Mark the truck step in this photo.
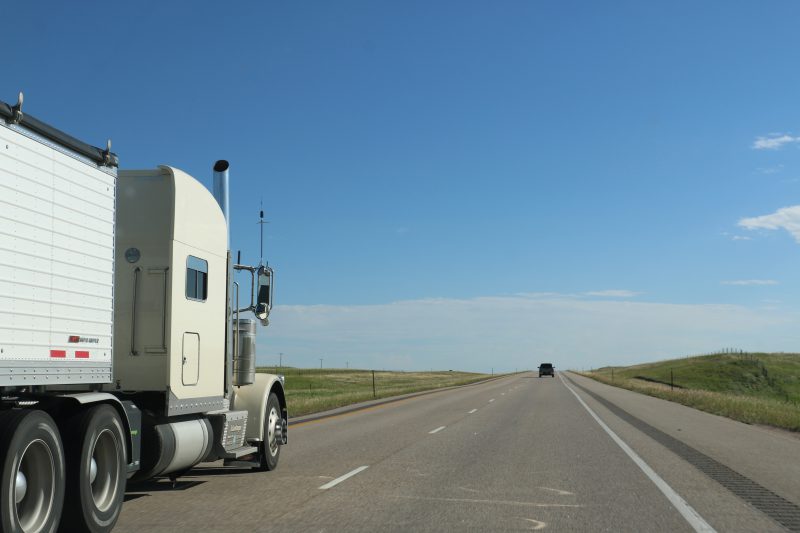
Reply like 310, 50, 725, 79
208, 410, 250, 455
223, 458, 260, 468
219, 445, 258, 459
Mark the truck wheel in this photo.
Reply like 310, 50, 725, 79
60, 405, 126, 533
0, 409, 65, 533
255, 393, 281, 471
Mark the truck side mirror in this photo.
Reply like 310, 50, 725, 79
255, 266, 273, 325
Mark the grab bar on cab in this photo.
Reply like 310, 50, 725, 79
131, 267, 141, 355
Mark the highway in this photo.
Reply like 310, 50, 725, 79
115, 372, 800, 532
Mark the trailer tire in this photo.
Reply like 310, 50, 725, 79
256, 393, 281, 471
0, 409, 65, 533
60, 405, 126, 533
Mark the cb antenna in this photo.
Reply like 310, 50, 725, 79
257, 199, 270, 266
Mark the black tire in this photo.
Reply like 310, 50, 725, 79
0, 409, 65, 533
255, 393, 281, 472
59, 405, 126, 533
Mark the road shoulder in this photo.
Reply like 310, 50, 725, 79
563, 372, 799, 532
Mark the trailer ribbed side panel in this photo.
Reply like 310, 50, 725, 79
0, 121, 115, 386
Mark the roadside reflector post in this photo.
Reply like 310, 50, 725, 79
670, 369, 674, 391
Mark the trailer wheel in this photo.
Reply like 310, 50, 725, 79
255, 393, 281, 471
0, 409, 65, 533
60, 405, 126, 533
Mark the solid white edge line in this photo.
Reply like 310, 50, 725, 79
319, 465, 369, 490
468, 409, 478, 414
558, 374, 716, 533
429, 425, 446, 434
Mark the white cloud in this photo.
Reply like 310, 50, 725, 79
752, 134, 800, 150
756, 164, 785, 174
514, 291, 575, 299
584, 289, 640, 298
738, 205, 800, 242
721, 279, 779, 286
721, 232, 751, 241
258, 294, 799, 373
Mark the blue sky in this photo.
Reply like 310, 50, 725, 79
5, 1, 800, 371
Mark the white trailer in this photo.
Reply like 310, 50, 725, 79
0, 93, 287, 533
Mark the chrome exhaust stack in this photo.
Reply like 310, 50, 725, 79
213, 160, 233, 396
212, 159, 230, 246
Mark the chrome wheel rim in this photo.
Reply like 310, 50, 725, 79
14, 439, 55, 533
14, 470, 27, 504
90, 429, 120, 512
266, 407, 279, 456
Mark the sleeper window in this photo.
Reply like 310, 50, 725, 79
186, 256, 208, 301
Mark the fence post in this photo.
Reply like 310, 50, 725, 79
670, 369, 674, 391
372, 370, 376, 398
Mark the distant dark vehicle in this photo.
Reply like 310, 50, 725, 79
538, 363, 555, 377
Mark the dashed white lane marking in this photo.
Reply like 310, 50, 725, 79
429, 426, 446, 434
468, 408, 478, 414
559, 374, 716, 533
522, 518, 547, 530
537, 486, 574, 496
319, 466, 369, 490
489, 398, 495, 403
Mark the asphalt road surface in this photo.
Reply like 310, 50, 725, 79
115, 372, 800, 532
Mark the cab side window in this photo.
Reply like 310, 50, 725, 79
186, 256, 208, 301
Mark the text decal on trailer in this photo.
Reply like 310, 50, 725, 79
68, 336, 100, 344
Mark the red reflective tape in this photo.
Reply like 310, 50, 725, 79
50, 350, 66, 358
75, 351, 90, 359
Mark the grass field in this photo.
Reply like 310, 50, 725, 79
580, 353, 800, 431
257, 367, 494, 417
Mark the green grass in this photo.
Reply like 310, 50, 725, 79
580, 353, 800, 431
257, 367, 494, 417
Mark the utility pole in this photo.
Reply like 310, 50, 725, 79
346, 361, 349, 369
320, 358, 323, 369
279, 352, 283, 368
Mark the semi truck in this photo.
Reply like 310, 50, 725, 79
0, 92, 288, 533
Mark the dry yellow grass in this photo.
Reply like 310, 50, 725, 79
258, 368, 494, 417
582, 372, 800, 431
